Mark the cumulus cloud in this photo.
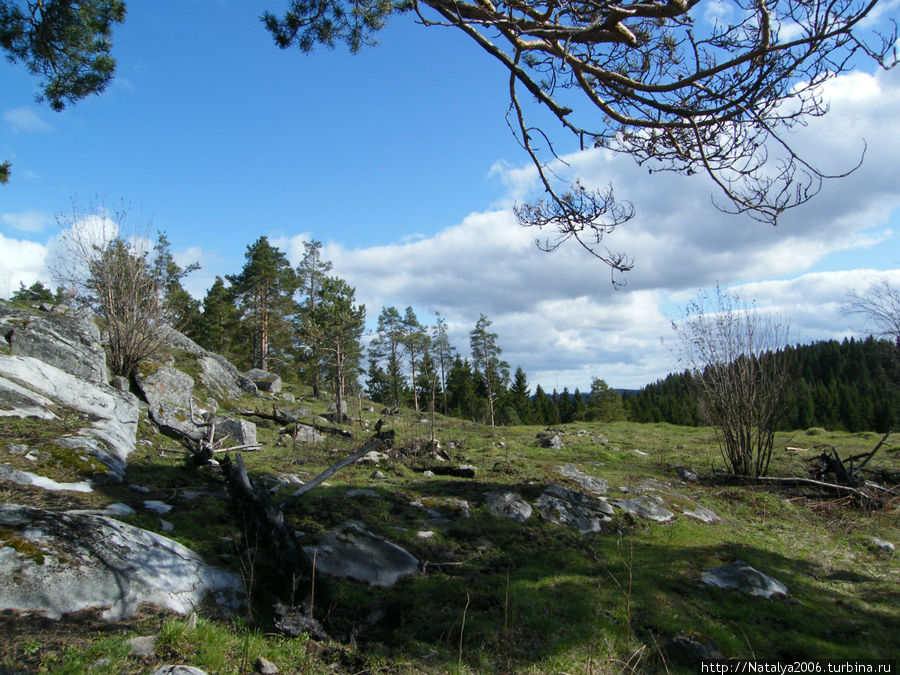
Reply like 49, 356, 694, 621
3, 107, 53, 133
0, 234, 49, 299
307, 68, 900, 390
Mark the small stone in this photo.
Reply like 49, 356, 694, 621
417, 531, 435, 538
423, 470, 435, 477
870, 537, 895, 554
370, 470, 387, 480
127, 635, 157, 657
676, 467, 700, 482
160, 519, 174, 532
144, 500, 173, 514
153, 667, 209, 675
346, 489, 379, 499
104, 502, 136, 516
255, 655, 279, 674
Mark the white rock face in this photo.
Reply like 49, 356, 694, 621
0, 503, 244, 621
0, 355, 139, 476
0, 464, 92, 492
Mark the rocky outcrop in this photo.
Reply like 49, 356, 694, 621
0, 354, 139, 478
158, 325, 256, 399
0, 503, 244, 620
134, 364, 214, 443
0, 304, 108, 384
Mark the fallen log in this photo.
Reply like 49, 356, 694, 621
279, 437, 385, 511
220, 452, 312, 577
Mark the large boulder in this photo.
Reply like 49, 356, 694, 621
535, 485, 614, 534
303, 520, 419, 587
158, 325, 254, 399
700, 560, 787, 599
0, 503, 244, 620
244, 368, 282, 393
0, 305, 108, 384
134, 364, 213, 442
0, 354, 138, 477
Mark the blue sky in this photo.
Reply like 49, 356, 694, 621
2, 1, 899, 390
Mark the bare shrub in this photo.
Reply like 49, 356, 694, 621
51, 204, 166, 377
672, 286, 791, 477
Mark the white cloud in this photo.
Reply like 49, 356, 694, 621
0, 234, 49, 299
3, 107, 53, 133
1, 211, 52, 233
304, 68, 900, 390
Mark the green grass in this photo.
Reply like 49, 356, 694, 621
2, 380, 898, 674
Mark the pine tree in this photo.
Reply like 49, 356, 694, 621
469, 314, 508, 427
195, 276, 241, 361
401, 307, 428, 413
369, 306, 406, 409
431, 313, 455, 415
226, 237, 297, 371
151, 231, 201, 335
295, 240, 333, 396
304, 276, 365, 423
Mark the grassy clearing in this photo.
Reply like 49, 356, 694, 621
1, 382, 897, 673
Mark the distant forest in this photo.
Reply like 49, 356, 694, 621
623, 338, 900, 433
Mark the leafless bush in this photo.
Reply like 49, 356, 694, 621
51, 204, 166, 377
672, 286, 791, 477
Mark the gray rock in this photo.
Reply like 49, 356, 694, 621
558, 463, 609, 495
0, 463, 92, 492
213, 417, 258, 447
700, 560, 787, 599
484, 491, 533, 523
256, 656, 279, 674
292, 424, 325, 444
0, 503, 244, 620
135, 364, 212, 442
153, 668, 209, 675
244, 368, 282, 393
539, 434, 564, 449
869, 537, 895, 554
144, 500, 173, 514
357, 450, 390, 464
110, 375, 130, 391
274, 406, 310, 423
611, 494, 676, 523
0, 355, 139, 477
328, 400, 348, 415
676, 467, 701, 482
198, 356, 243, 401
665, 634, 724, 665
303, 520, 418, 587
632, 480, 720, 523
273, 602, 327, 640
127, 635, 158, 657
0, 305, 107, 384
536, 485, 613, 534
346, 489, 380, 498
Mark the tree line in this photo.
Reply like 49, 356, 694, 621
12, 229, 630, 427
624, 337, 900, 434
